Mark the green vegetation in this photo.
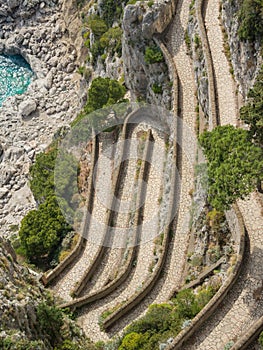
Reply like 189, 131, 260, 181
0, 338, 45, 350
18, 144, 73, 267
85, 15, 123, 62
238, 0, 263, 43
144, 45, 164, 64
240, 65, 263, 147
37, 302, 64, 346
88, 16, 108, 39
152, 83, 163, 94
84, 77, 126, 113
100, 0, 129, 27
0, 297, 97, 350
99, 27, 123, 57
19, 196, 71, 263
199, 125, 263, 210
117, 287, 217, 349
29, 146, 57, 203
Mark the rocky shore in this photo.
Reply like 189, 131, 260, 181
0, 0, 86, 236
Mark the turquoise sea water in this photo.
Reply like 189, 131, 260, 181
0, 54, 34, 106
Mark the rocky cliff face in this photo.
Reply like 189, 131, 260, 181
221, 0, 262, 98
0, 0, 86, 238
122, 1, 174, 108
185, 3, 209, 131
0, 237, 46, 343
0, 237, 96, 349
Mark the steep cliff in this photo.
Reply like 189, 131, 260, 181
122, 1, 174, 108
221, 0, 262, 97
0, 237, 96, 349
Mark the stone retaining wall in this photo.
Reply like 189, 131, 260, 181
103, 127, 179, 330
71, 110, 141, 297
154, 37, 179, 118
231, 316, 263, 349
60, 128, 153, 310
167, 204, 245, 349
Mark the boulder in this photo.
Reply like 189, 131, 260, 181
19, 99, 37, 118
7, 0, 20, 9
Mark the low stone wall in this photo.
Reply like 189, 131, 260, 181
196, 0, 219, 129
182, 256, 226, 291
71, 112, 139, 297
41, 130, 98, 286
102, 124, 179, 330
60, 129, 153, 310
167, 204, 245, 349
231, 316, 263, 349
154, 37, 179, 118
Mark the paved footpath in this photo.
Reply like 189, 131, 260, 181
205, 0, 238, 126
177, 0, 263, 347
51, 137, 116, 301
85, 126, 146, 295
152, 0, 197, 303
181, 193, 263, 349
77, 129, 167, 341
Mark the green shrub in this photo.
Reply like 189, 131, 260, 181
118, 286, 217, 349
99, 27, 123, 56
29, 146, 57, 203
85, 77, 126, 113
152, 83, 163, 94
118, 332, 148, 350
238, 0, 263, 43
37, 302, 64, 346
19, 196, 71, 264
144, 45, 164, 64
240, 65, 263, 147
0, 338, 45, 350
88, 16, 108, 39
100, 0, 128, 27
199, 125, 263, 210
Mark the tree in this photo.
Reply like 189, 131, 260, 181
29, 146, 57, 203
19, 196, 71, 263
144, 45, 164, 64
199, 125, 263, 210
240, 65, 263, 147
85, 77, 126, 113
238, 0, 263, 43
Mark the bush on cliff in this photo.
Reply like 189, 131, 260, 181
199, 125, 263, 210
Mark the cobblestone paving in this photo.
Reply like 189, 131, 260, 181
77, 129, 167, 341
151, 0, 197, 304
85, 126, 145, 294
176, 0, 263, 346
182, 193, 263, 349
205, 0, 238, 126
80, 0, 199, 340
51, 137, 116, 301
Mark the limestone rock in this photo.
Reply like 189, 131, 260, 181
19, 99, 37, 118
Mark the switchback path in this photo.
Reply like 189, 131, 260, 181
169, 0, 263, 347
